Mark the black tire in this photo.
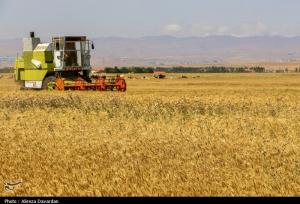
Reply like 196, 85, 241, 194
42, 76, 56, 90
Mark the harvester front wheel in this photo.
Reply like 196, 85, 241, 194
42, 76, 56, 90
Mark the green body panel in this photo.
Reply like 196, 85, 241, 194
20, 70, 25, 80
24, 69, 48, 81
15, 68, 25, 81
14, 58, 24, 81
15, 50, 55, 81
23, 51, 34, 69
33, 51, 54, 69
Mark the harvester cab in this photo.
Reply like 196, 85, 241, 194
14, 32, 126, 92
53, 36, 91, 73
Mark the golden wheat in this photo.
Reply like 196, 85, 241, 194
0, 73, 300, 196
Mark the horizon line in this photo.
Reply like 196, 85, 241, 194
2, 34, 300, 41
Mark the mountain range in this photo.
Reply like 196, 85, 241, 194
1, 35, 300, 67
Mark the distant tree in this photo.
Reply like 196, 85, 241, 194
120, 67, 130, 73
252, 66, 265, 73
0, 67, 13, 73
144, 68, 154, 73
105, 67, 118, 73
104, 66, 267, 74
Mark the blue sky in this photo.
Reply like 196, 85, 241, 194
1, 0, 300, 39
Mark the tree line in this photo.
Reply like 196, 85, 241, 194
0, 66, 266, 74
104, 66, 266, 73
0, 67, 13, 73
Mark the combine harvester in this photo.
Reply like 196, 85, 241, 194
14, 32, 126, 91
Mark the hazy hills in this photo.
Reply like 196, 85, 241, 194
1, 35, 300, 67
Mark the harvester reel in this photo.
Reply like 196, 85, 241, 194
116, 78, 127, 92
95, 77, 106, 91
75, 78, 85, 90
50, 76, 126, 92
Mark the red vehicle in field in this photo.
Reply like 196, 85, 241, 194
153, 71, 166, 79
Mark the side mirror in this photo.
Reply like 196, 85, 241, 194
91, 43, 95, 50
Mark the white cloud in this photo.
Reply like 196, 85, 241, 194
190, 21, 270, 37
161, 21, 291, 37
233, 21, 268, 37
162, 24, 182, 33
191, 24, 230, 36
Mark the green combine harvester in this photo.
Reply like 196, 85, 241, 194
14, 32, 126, 91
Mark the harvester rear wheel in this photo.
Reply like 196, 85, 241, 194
42, 76, 56, 90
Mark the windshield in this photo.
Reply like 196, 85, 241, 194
53, 39, 90, 67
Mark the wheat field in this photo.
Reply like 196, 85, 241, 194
0, 73, 300, 196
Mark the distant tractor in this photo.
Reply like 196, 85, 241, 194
14, 32, 126, 91
153, 71, 166, 79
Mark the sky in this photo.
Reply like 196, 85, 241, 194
1, 0, 300, 39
